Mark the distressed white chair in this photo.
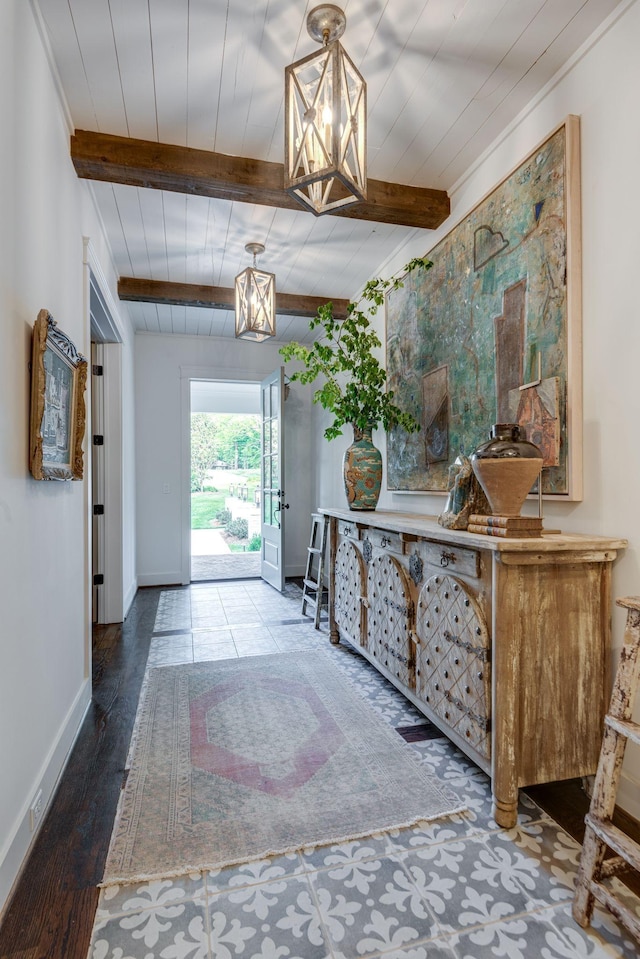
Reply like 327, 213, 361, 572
573, 596, 640, 940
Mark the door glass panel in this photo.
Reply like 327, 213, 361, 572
260, 368, 285, 592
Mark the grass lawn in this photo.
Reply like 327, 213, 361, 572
191, 491, 226, 529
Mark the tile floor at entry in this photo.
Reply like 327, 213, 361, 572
89, 579, 640, 959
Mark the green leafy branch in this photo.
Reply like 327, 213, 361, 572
280, 257, 432, 440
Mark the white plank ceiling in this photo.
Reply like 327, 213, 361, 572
36, 0, 622, 342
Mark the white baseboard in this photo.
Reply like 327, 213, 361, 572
285, 564, 305, 578
123, 578, 137, 617
137, 572, 183, 587
0, 678, 91, 918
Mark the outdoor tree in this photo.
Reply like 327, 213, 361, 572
215, 415, 261, 469
190, 413, 218, 491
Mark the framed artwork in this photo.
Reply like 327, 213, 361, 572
29, 309, 88, 480
386, 116, 582, 499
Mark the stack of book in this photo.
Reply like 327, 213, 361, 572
467, 513, 543, 538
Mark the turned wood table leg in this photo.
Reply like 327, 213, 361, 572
491, 555, 521, 831
492, 792, 519, 829
328, 515, 340, 645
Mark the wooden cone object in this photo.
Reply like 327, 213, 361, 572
471, 457, 543, 517
470, 423, 543, 518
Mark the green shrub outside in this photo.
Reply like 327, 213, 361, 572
226, 518, 248, 539
248, 533, 261, 552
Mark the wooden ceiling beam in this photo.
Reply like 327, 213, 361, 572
117, 277, 350, 320
72, 130, 450, 230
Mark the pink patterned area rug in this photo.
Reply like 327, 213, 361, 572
102, 651, 465, 885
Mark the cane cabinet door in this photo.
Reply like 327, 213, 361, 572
367, 553, 414, 688
415, 573, 491, 758
334, 539, 366, 644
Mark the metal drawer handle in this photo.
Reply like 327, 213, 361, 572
444, 690, 490, 732
383, 596, 413, 617
381, 535, 391, 548
443, 629, 490, 662
440, 550, 456, 567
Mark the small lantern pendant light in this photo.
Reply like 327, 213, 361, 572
234, 243, 276, 341
285, 4, 366, 216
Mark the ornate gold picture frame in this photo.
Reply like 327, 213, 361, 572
29, 309, 87, 481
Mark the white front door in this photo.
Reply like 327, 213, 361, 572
260, 368, 287, 590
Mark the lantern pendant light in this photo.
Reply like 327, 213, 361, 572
285, 4, 366, 216
234, 243, 276, 341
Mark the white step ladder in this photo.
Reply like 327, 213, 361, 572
301, 513, 328, 629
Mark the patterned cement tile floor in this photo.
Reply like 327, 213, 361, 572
89, 580, 640, 959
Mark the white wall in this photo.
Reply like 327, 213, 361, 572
0, 1, 136, 914
310, 0, 640, 817
135, 333, 312, 585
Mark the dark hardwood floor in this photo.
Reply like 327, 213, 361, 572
0, 583, 636, 959
0, 589, 157, 959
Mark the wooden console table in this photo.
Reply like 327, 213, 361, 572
320, 507, 627, 828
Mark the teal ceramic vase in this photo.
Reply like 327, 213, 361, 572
343, 425, 382, 511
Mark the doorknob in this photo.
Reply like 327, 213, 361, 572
273, 494, 289, 528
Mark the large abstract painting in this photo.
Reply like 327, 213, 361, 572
386, 117, 582, 499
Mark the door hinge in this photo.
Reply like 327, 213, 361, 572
93, 504, 104, 516
92, 364, 104, 376
93, 435, 104, 446
93, 573, 104, 586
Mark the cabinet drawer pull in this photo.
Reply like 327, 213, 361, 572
381, 535, 391, 548
440, 550, 456, 567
